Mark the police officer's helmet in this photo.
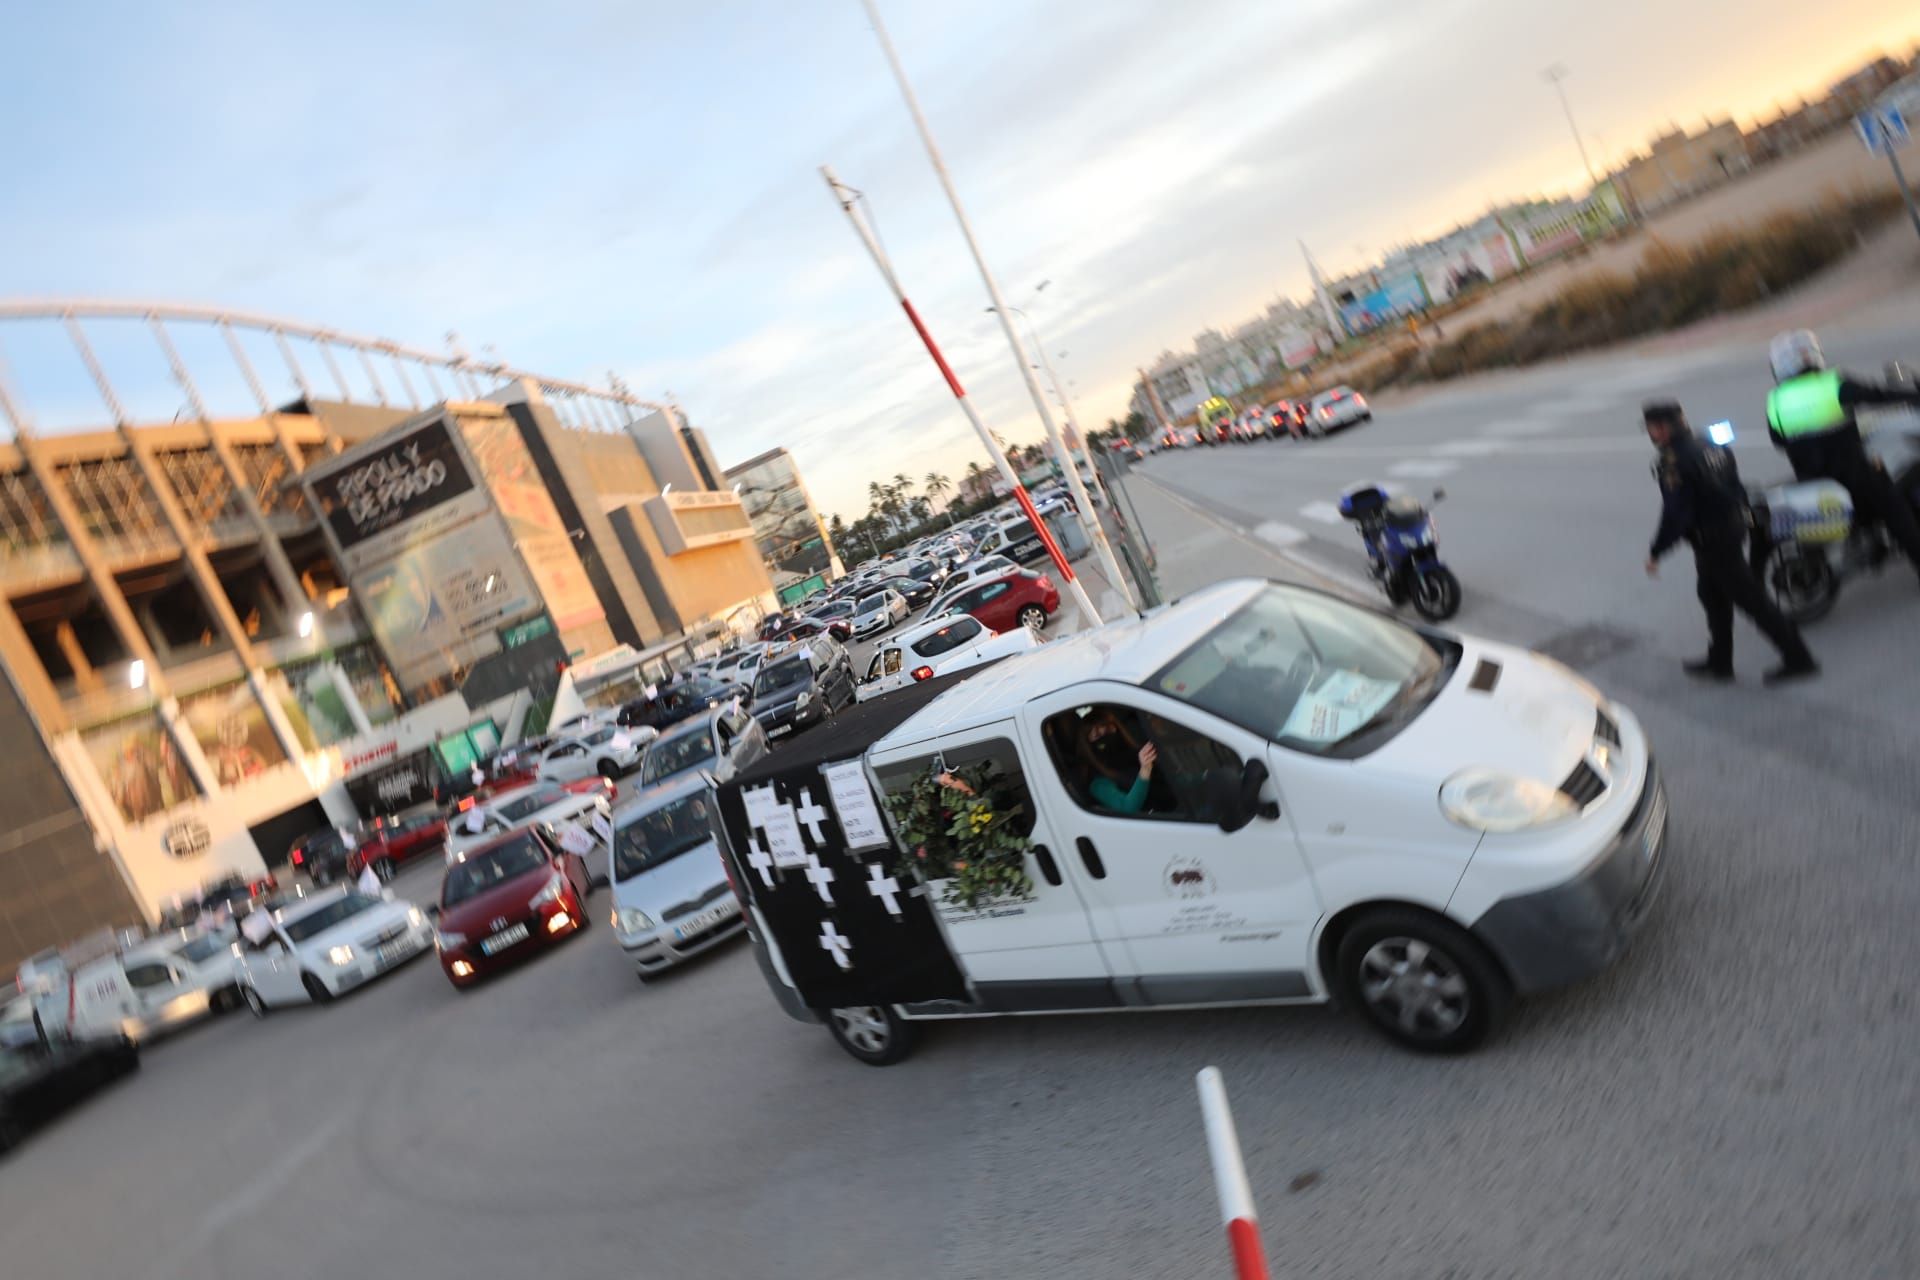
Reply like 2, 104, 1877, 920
1768, 329, 1825, 383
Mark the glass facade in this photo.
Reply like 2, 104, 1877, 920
727, 450, 835, 586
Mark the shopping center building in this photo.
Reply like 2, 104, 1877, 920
0, 302, 771, 969
723, 446, 843, 605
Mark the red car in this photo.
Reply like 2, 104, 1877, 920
938, 568, 1060, 634
348, 812, 449, 883
433, 826, 593, 988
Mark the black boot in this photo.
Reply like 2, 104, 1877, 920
1762, 658, 1819, 685
1683, 656, 1733, 681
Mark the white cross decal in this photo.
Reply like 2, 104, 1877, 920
796, 789, 830, 844
866, 863, 903, 917
819, 920, 853, 970
803, 852, 836, 905
746, 836, 775, 888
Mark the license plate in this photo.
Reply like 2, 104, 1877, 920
481, 922, 530, 955
767, 723, 790, 738
673, 902, 736, 942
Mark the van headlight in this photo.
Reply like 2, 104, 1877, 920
326, 945, 355, 966
615, 907, 655, 937
1439, 769, 1576, 832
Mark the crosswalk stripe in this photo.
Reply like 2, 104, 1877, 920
1255, 521, 1308, 547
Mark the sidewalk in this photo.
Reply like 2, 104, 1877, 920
1044, 470, 1353, 638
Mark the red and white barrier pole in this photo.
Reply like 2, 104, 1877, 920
1196, 1066, 1272, 1280
821, 165, 1100, 626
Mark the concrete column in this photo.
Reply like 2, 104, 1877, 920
0, 595, 72, 734
329, 663, 375, 736
51, 620, 100, 696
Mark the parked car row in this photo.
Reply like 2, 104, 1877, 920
1141, 386, 1372, 451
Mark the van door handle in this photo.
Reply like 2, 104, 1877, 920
1030, 844, 1063, 887
1075, 836, 1106, 880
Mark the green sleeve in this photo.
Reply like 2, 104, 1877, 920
1089, 772, 1149, 815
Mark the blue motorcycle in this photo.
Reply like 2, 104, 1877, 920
1337, 483, 1462, 621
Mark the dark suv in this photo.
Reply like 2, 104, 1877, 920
289, 826, 361, 886
750, 639, 856, 738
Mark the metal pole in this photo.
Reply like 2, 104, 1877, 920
1543, 64, 1598, 188
387, 351, 421, 409
316, 341, 353, 401
356, 347, 391, 407
821, 164, 1099, 624
1880, 130, 1920, 242
861, 0, 1131, 619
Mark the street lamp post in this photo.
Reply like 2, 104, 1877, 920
1542, 63, 1599, 188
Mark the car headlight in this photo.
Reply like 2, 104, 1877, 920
326, 945, 355, 966
615, 907, 656, 936
433, 929, 467, 951
796, 689, 812, 709
531, 873, 567, 906
407, 907, 425, 928
1439, 769, 1577, 832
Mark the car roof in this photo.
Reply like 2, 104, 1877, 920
456, 824, 553, 861
610, 772, 711, 822
871, 578, 1264, 748
655, 707, 721, 742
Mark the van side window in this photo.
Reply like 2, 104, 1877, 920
1041, 703, 1241, 824
873, 737, 1036, 843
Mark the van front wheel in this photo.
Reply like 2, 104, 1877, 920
1335, 908, 1508, 1054
827, 1005, 915, 1066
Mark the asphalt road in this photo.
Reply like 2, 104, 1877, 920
6, 320, 1920, 1279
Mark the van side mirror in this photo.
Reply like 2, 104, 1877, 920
1206, 758, 1279, 832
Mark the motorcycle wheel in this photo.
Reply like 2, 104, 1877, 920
1412, 567, 1462, 621
1763, 543, 1837, 624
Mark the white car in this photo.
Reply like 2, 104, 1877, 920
710, 644, 772, 685
851, 588, 909, 638
606, 779, 746, 978
232, 888, 433, 1013
534, 723, 658, 784
924, 554, 1017, 617
447, 782, 608, 863
856, 613, 1042, 702
736, 578, 1666, 1063
1309, 386, 1371, 432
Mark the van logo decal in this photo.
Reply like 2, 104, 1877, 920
1163, 856, 1214, 899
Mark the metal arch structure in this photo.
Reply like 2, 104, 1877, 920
0, 297, 682, 443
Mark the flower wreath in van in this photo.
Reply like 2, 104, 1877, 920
884, 761, 1033, 911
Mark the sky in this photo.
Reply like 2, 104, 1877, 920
3, 0, 1917, 522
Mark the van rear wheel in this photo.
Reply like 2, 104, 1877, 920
827, 1005, 915, 1066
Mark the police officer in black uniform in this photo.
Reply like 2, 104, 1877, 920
1642, 400, 1817, 685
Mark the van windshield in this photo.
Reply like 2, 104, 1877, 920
613, 793, 717, 880
1151, 584, 1454, 757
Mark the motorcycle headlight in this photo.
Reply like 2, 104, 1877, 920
615, 907, 655, 937
326, 945, 355, 967
1439, 769, 1577, 832
531, 873, 567, 906
433, 929, 467, 951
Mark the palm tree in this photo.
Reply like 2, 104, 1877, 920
923, 471, 953, 526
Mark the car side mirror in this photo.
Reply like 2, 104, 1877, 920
1206, 758, 1279, 832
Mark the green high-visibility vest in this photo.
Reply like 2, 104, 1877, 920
1765, 370, 1847, 440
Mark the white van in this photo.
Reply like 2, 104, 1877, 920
18, 927, 226, 1045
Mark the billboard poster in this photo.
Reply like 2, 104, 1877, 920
179, 681, 287, 787
82, 714, 201, 824
459, 412, 604, 632
344, 747, 437, 817
1340, 273, 1431, 334
357, 514, 538, 690
308, 419, 476, 550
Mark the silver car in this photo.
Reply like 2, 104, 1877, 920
606, 779, 745, 979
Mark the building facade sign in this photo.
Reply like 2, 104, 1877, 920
311, 419, 476, 549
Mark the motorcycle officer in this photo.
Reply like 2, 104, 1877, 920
1643, 400, 1818, 685
1764, 328, 1920, 585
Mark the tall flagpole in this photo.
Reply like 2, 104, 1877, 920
821, 167, 1098, 623
860, 0, 1131, 619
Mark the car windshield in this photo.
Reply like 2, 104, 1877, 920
912, 618, 982, 658
177, 932, 233, 963
1151, 584, 1454, 757
642, 726, 718, 784
281, 894, 379, 942
754, 657, 812, 697
496, 786, 566, 823
612, 793, 718, 881
856, 593, 887, 614
442, 833, 552, 906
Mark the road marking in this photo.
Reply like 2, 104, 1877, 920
1255, 521, 1308, 547
1387, 459, 1458, 478
157, 1108, 355, 1279
1298, 501, 1345, 525
1433, 439, 1505, 456
1479, 418, 1560, 437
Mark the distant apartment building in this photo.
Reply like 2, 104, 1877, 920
1610, 121, 1751, 217
723, 447, 843, 606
